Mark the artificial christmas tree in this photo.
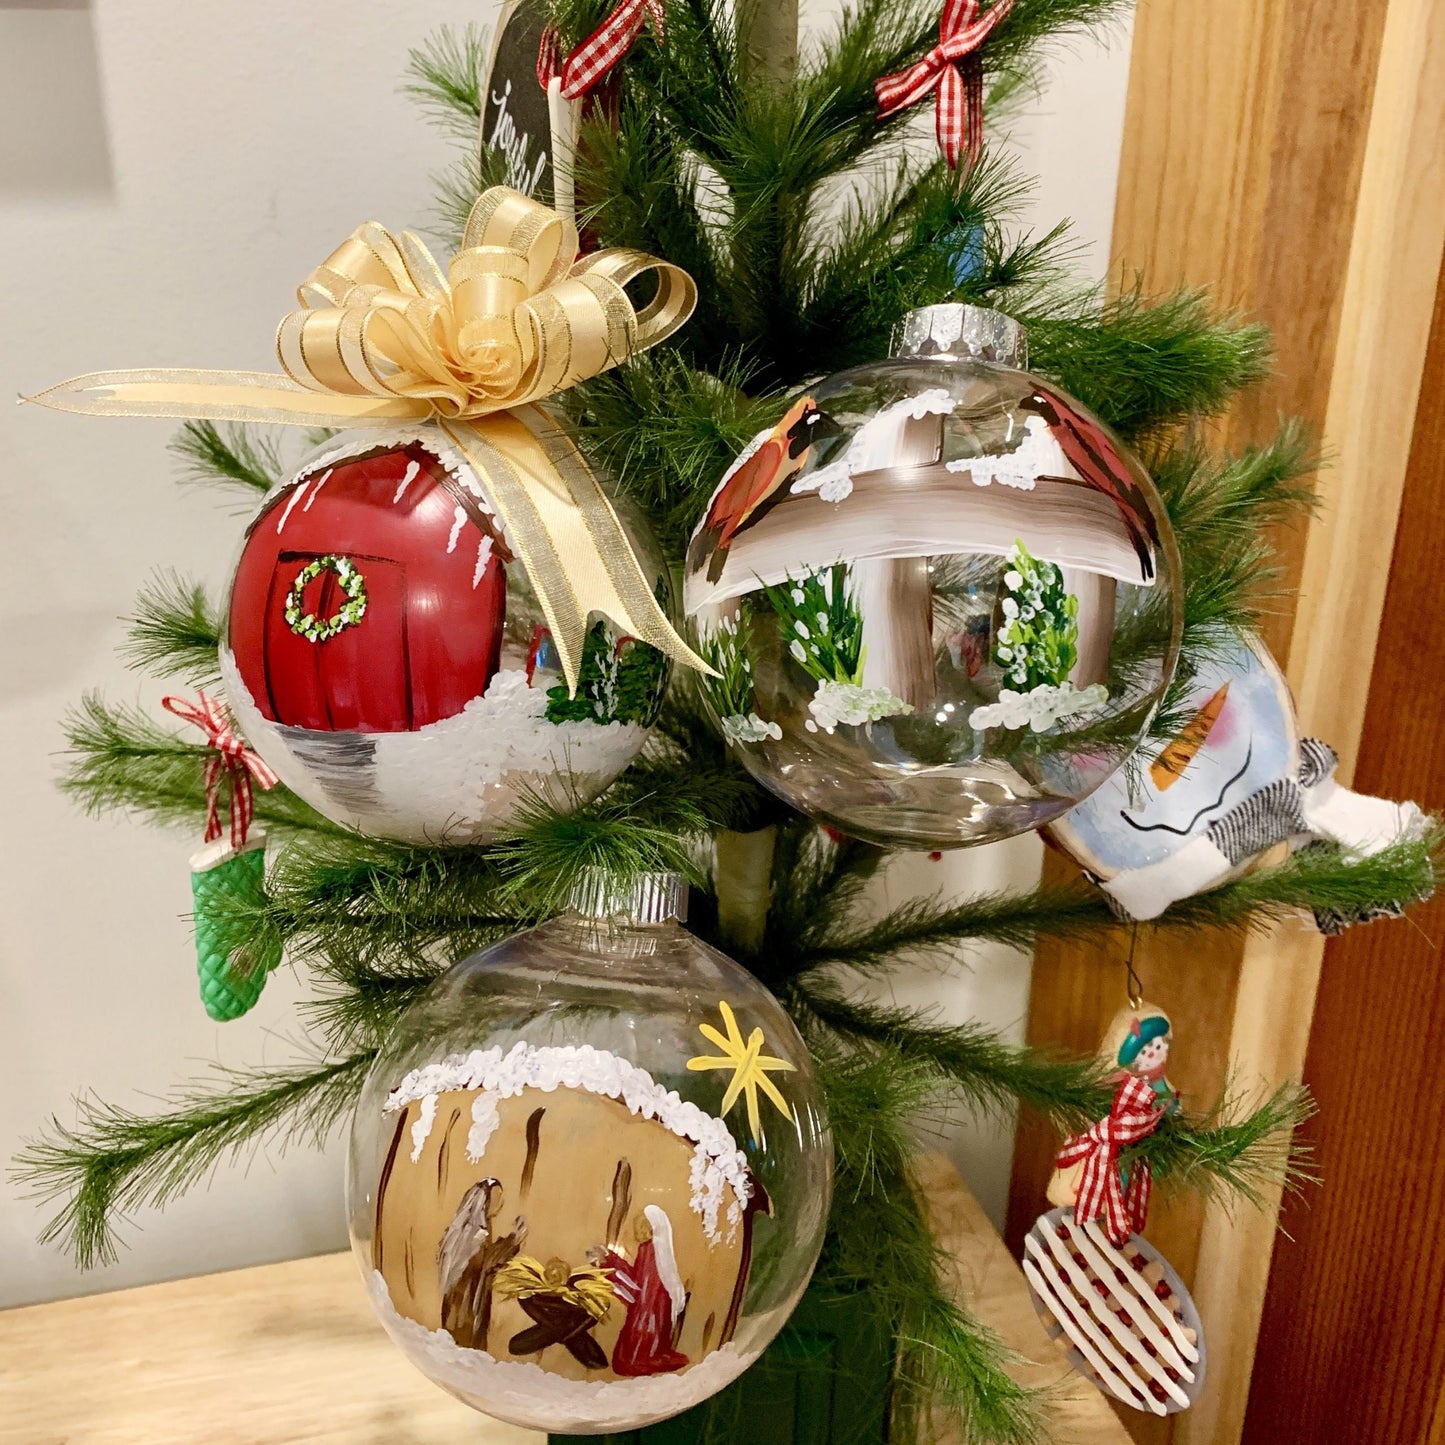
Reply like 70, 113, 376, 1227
19, 2, 1438, 1441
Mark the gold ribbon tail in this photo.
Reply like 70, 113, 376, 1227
441, 415, 717, 697
27, 186, 716, 691
23, 369, 430, 427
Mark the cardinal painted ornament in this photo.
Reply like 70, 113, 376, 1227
222, 427, 674, 845
1025, 1002, 1206, 1415
1049, 629, 1424, 923
684, 303, 1182, 849
346, 872, 832, 1434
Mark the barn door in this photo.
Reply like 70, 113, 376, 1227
262, 551, 412, 733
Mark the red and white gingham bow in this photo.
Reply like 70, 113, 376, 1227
1055, 1073, 1165, 1246
874, 0, 1015, 168
162, 692, 278, 851
537, 0, 665, 100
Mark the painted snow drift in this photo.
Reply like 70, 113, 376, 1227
365, 1043, 767, 1431
222, 426, 668, 845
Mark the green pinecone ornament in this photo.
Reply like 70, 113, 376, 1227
189, 835, 280, 1020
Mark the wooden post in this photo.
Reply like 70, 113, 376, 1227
1008, 0, 1445, 1441
1180, 4, 1445, 1442
736, 0, 799, 88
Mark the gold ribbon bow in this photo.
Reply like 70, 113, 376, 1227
28, 187, 710, 694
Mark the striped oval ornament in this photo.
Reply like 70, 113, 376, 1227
1022, 1206, 1206, 1415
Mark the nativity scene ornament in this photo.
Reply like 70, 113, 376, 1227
345, 873, 832, 1434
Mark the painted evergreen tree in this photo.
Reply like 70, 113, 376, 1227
19, 4, 1439, 1442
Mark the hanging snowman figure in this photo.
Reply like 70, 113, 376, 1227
1024, 1003, 1207, 1417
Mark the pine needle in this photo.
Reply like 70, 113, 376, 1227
487, 785, 710, 916
403, 25, 490, 140
61, 693, 345, 837
14, 1052, 373, 1268
120, 572, 222, 688
1131, 1080, 1316, 1205
169, 421, 282, 498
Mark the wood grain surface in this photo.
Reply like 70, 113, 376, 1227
912, 1153, 1133, 1445
1007, 1, 1441, 1442
0, 1156, 1131, 1445
0, 1250, 536, 1445
1178, 7, 1445, 1440
1239, 240, 1445, 1445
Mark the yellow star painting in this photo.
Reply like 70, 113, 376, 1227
687, 1000, 796, 1148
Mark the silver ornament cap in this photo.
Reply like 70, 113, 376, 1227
567, 868, 689, 924
892, 303, 1027, 369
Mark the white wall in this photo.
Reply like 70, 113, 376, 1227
0, 0, 1131, 1309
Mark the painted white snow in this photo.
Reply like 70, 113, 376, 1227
302, 468, 332, 509
968, 681, 1109, 734
384, 1041, 752, 1246
274, 480, 308, 535
366, 1269, 760, 1433
466, 1091, 501, 1163
688, 1141, 745, 1244
446, 504, 468, 554
892, 386, 957, 421
472, 534, 494, 589
945, 413, 1073, 492
791, 389, 957, 507
294, 425, 511, 552
409, 1093, 438, 1163
218, 653, 644, 843
220, 651, 647, 847
393, 458, 420, 505
720, 712, 781, 745
805, 679, 912, 734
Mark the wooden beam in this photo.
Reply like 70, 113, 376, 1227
1179, 3, 1445, 1441
1241, 251, 1445, 1445
1008, 0, 1445, 1441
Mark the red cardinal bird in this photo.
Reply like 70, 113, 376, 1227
1020, 387, 1160, 580
702, 396, 843, 580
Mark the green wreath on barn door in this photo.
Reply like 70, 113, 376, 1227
284, 554, 368, 642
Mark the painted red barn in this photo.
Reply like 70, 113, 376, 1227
228, 442, 510, 734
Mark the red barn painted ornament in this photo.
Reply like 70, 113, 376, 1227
222, 426, 671, 845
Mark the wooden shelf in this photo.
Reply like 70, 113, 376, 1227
0, 1156, 1130, 1445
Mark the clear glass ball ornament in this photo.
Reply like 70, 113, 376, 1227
346, 872, 832, 1435
684, 304, 1182, 848
222, 421, 671, 846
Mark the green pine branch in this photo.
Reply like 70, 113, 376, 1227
403, 24, 489, 140
169, 420, 283, 498
1023, 284, 1273, 441
816, 1043, 1043, 1445
1129, 1080, 1315, 1204
789, 979, 1106, 1134
14, 1052, 373, 1269
61, 694, 345, 837
769, 829, 1439, 982
120, 572, 223, 688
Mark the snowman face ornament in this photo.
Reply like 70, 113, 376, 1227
1054, 633, 1297, 879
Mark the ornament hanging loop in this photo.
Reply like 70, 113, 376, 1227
1124, 922, 1144, 1011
